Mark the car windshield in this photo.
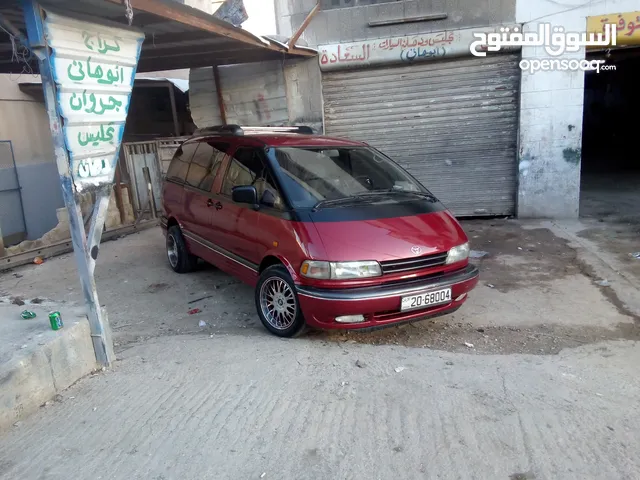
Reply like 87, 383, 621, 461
267, 146, 429, 209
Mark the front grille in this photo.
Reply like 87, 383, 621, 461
380, 252, 448, 274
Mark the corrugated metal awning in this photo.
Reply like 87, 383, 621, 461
0, 0, 315, 74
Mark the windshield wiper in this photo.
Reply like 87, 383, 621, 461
356, 190, 439, 202
312, 196, 372, 211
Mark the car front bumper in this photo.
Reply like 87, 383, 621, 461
295, 264, 479, 330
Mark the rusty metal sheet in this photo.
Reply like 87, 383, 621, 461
322, 53, 521, 217
45, 11, 144, 191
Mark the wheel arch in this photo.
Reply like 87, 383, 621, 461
259, 254, 300, 282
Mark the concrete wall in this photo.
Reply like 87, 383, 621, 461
284, 57, 323, 132
189, 58, 323, 131
0, 75, 62, 242
515, 0, 640, 218
275, 0, 516, 46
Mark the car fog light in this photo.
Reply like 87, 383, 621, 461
335, 315, 365, 324
455, 293, 467, 302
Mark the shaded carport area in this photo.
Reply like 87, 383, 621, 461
0, 0, 315, 74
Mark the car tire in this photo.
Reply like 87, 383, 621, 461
255, 265, 308, 338
166, 225, 198, 273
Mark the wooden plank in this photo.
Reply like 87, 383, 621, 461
213, 65, 227, 124
288, 2, 321, 48
0, 220, 159, 272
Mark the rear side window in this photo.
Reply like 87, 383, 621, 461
166, 141, 199, 183
184, 142, 229, 192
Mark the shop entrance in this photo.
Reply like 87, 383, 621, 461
580, 48, 640, 222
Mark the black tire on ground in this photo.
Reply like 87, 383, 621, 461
255, 265, 308, 338
166, 225, 198, 273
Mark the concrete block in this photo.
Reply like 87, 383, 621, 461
0, 306, 96, 431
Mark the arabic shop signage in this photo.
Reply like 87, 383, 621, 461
44, 11, 144, 190
317, 25, 520, 71
587, 10, 640, 47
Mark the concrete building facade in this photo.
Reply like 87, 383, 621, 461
516, 0, 640, 218
276, 0, 640, 220
276, 0, 521, 218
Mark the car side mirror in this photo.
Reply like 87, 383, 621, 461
232, 185, 259, 209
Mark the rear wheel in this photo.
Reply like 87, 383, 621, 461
166, 225, 198, 273
255, 265, 307, 338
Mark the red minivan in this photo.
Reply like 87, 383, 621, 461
161, 125, 479, 337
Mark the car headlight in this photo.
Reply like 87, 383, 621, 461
446, 242, 470, 265
301, 260, 382, 279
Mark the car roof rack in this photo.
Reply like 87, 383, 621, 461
192, 125, 314, 137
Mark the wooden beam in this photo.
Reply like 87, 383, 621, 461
104, 0, 280, 52
288, 2, 320, 48
213, 65, 227, 124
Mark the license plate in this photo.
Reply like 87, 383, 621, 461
401, 288, 452, 312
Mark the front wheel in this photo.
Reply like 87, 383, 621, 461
255, 265, 307, 338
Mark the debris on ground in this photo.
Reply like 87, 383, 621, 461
464, 342, 475, 349
188, 308, 202, 315
487, 283, 495, 289
198, 320, 207, 328
11, 296, 25, 306
394, 366, 405, 373
340, 381, 349, 386
445, 361, 454, 366
630, 252, 640, 260
355, 359, 366, 368
189, 295, 213, 304
470, 250, 489, 259
596, 280, 611, 287
33, 256, 44, 265
20, 310, 36, 319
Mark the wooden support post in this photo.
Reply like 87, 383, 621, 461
114, 163, 125, 224
213, 65, 227, 124
288, 2, 320, 48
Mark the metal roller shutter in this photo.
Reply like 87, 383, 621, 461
322, 53, 521, 216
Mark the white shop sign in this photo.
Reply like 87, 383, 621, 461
45, 11, 144, 190
318, 25, 520, 71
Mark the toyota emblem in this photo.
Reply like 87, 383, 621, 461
411, 246, 422, 255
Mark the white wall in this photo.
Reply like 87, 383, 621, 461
516, 0, 640, 218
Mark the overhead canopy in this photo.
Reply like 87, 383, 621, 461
0, 0, 316, 74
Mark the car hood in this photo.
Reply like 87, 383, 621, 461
309, 210, 467, 262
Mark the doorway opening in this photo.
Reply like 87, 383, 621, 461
580, 47, 640, 223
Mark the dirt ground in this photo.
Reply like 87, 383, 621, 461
318, 219, 640, 354
1, 219, 638, 357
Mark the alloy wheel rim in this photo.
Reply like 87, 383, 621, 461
260, 277, 297, 330
167, 234, 179, 268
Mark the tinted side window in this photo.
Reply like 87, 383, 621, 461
184, 142, 229, 191
222, 148, 284, 209
166, 141, 198, 183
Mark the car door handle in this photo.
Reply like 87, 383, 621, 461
207, 199, 214, 207
215, 202, 223, 210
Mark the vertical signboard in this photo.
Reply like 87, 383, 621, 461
22, 2, 145, 367
44, 11, 144, 190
